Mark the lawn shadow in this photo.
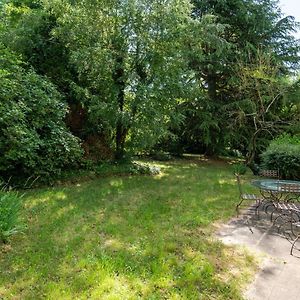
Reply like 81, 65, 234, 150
218, 203, 300, 260
0, 160, 250, 299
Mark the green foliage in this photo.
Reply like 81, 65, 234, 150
172, 0, 300, 157
261, 137, 300, 179
271, 133, 300, 145
232, 163, 248, 175
0, 45, 82, 180
0, 3, 76, 93
0, 0, 299, 177
226, 52, 294, 167
54, 0, 195, 157
0, 190, 25, 243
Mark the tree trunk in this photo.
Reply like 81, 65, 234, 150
206, 73, 219, 155
246, 129, 261, 174
115, 124, 127, 160
207, 74, 217, 101
114, 55, 127, 160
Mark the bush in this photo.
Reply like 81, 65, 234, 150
94, 161, 161, 176
0, 46, 83, 181
0, 190, 25, 243
130, 162, 161, 175
261, 135, 300, 180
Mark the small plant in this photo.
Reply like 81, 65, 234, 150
131, 163, 161, 175
93, 161, 161, 177
148, 166, 161, 175
0, 190, 25, 243
232, 163, 247, 175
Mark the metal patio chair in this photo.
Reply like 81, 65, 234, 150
256, 169, 280, 216
235, 174, 262, 216
271, 184, 300, 232
259, 169, 280, 179
290, 222, 300, 255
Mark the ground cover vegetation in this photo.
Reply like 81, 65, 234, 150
0, 0, 299, 182
0, 159, 258, 299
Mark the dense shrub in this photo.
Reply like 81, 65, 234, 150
0, 190, 25, 243
0, 46, 82, 180
261, 135, 300, 180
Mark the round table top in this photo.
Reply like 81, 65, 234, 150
251, 179, 300, 193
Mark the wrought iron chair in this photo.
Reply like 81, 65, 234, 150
290, 222, 300, 255
256, 169, 280, 216
271, 184, 300, 232
235, 174, 262, 216
270, 183, 300, 256
259, 169, 280, 179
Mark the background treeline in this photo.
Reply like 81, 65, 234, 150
0, 0, 300, 182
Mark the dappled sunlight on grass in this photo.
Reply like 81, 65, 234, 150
218, 178, 236, 185
109, 178, 124, 187
55, 204, 75, 218
0, 159, 257, 299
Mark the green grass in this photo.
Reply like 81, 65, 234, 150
0, 158, 257, 299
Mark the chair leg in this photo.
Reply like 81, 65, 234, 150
264, 201, 275, 215
290, 221, 300, 237
236, 199, 244, 217
270, 209, 275, 222
270, 207, 281, 222
255, 201, 262, 219
273, 212, 289, 228
277, 218, 295, 235
290, 235, 300, 255
261, 201, 270, 219
246, 218, 254, 234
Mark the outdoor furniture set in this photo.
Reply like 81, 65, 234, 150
235, 170, 300, 255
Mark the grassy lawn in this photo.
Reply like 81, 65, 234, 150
0, 158, 257, 299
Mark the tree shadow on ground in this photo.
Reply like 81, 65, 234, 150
0, 160, 250, 299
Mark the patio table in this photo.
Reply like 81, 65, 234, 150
252, 179, 300, 255
252, 179, 300, 193
252, 179, 300, 199
251, 179, 300, 215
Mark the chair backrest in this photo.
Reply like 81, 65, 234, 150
235, 173, 243, 196
259, 169, 279, 179
280, 183, 300, 193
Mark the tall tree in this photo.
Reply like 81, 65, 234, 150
182, 0, 300, 155
55, 0, 196, 159
226, 51, 300, 170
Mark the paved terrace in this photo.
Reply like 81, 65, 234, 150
217, 205, 300, 300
